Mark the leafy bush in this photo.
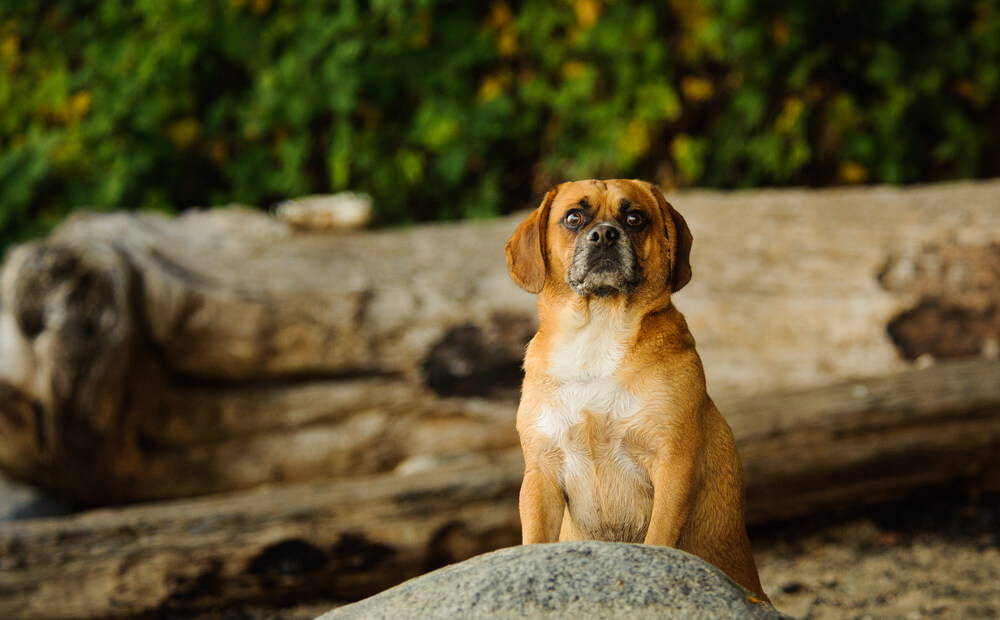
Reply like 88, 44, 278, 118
1, 0, 998, 247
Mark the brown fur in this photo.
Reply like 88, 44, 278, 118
506, 179, 768, 601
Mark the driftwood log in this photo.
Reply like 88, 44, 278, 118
0, 180, 999, 502
1, 358, 998, 620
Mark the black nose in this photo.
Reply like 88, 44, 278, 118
587, 224, 620, 249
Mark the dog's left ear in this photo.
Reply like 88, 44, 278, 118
648, 183, 693, 292
505, 186, 559, 294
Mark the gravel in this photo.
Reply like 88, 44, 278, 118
753, 493, 1000, 619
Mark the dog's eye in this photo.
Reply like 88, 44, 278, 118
565, 211, 584, 229
626, 212, 644, 227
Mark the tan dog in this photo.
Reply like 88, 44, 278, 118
505, 179, 768, 601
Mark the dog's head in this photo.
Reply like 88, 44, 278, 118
506, 179, 692, 300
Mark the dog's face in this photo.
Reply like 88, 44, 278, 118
506, 179, 693, 299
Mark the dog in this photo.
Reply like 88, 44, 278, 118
505, 179, 768, 601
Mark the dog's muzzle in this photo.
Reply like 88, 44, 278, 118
567, 223, 642, 297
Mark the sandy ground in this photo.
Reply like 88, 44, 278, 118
753, 494, 1000, 619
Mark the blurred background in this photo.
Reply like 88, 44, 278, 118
2, 0, 1000, 246
1, 2, 1000, 620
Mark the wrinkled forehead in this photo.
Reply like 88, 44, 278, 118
549, 179, 659, 219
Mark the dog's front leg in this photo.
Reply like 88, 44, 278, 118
643, 453, 695, 547
519, 461, 565, 544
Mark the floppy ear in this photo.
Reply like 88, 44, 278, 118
505, 187, 559, 294
648, 183, 693, 292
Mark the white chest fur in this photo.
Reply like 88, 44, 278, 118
536, 305, 641, 438
534, 305, 653, 541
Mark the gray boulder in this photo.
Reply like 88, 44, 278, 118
318, 541, 792, 619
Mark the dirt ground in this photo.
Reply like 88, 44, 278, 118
753, 493, 1000, 619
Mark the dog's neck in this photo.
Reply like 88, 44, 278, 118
536, 288, 675, 332
534, 290, 689, 384
537, 295, 640, 383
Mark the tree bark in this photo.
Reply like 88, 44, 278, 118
726, 358, 1000, 523
0, 451, 524, 620
1, 359, 997, 620
1, 181, 999, 502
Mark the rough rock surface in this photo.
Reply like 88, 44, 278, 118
319, 541, 791, 620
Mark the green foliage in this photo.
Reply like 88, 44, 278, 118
2, 0, 999, 247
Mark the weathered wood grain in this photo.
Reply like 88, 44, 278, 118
1, 181, 998, 502
726, 358, 1000, 522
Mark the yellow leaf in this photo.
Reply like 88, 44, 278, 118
497, 28, 519, 57
68, 91, 91, 122
670, 133, 706, 183
775, 97, 804, 133
680, 76, 714, 102
573, 0, 601, 28
51, 139, 77, 164
485, 1, 513, 29
669, 0, 713, 61
0, 35, 19, 59
168, 118, 201, 148
478, 74, 504, 102
838, 161, 868, 184
617, 118, 650, 161
561, 61, 587, 80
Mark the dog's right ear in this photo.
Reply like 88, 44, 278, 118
505, 187, 559, 294
648, 183, 693, 293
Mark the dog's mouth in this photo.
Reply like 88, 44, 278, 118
567, 245, 642, 298
590, 255, 618, 268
